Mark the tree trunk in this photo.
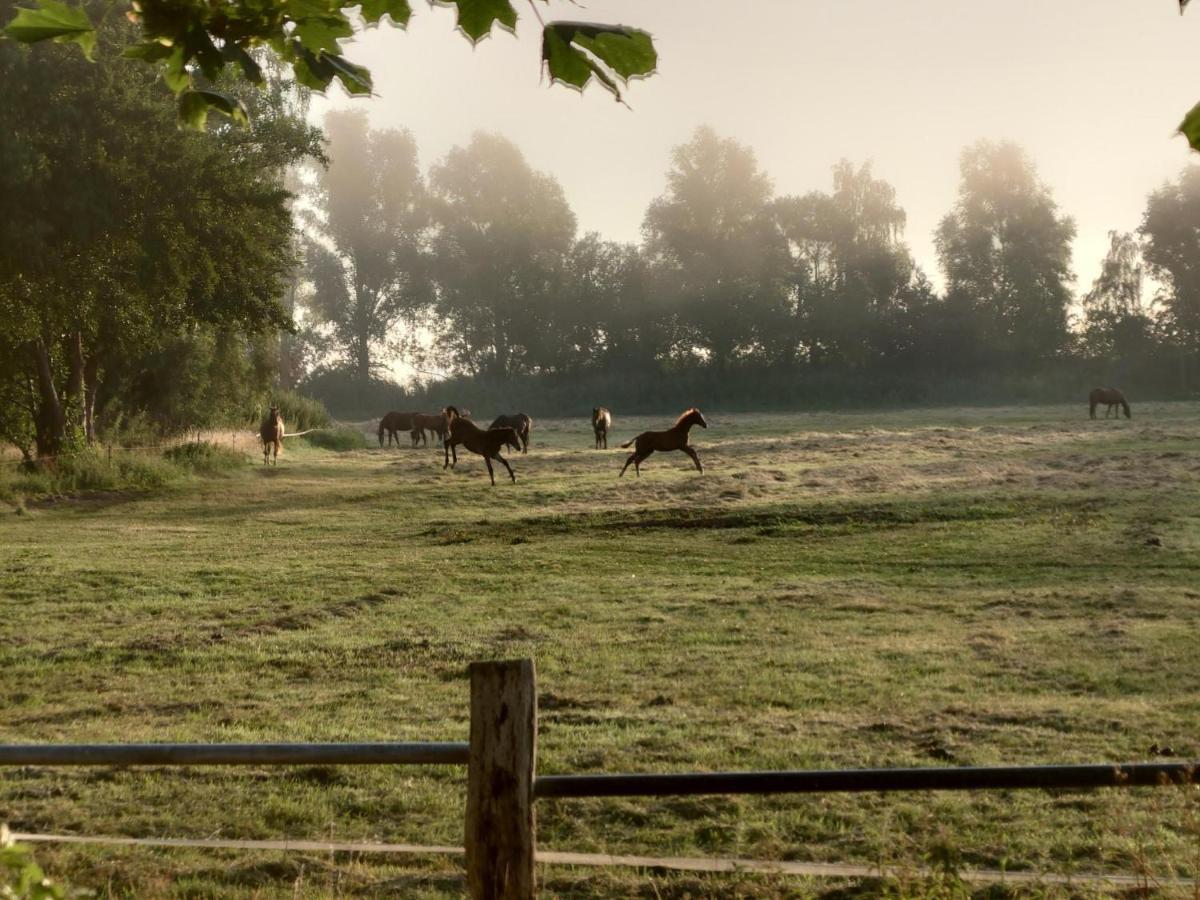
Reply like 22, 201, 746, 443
83, 353, 100, 443
30, 339, 65, 459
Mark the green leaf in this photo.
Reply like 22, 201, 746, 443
359, 0, 411, 27
1178, 101, 1200, 152
3, 0, 95, 60
293, 12, 354, 53
162, 44, 190, 93
542, 22, 656, 101
323, 52, 372, 94
178, 89, 250, 130
445, 0, 517, 43
122, 40, 174, 63
221, 42, 264, 84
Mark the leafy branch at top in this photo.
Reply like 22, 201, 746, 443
1, 0, 657, 128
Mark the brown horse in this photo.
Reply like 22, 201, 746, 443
591, 407, 612, 449
260, 405, 284, 466
410, 412, 450, 448
1089, 387, 1131, 419
378, 411, 415, 447
442, 407, 521, 485
619, 408, 708, 477
489, 413, 532, 453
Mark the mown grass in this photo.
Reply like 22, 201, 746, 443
1, 404, 1199, 897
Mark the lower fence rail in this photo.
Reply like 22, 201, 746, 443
2, 659, 1196, 899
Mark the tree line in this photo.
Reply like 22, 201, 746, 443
295, 114, 1200, 412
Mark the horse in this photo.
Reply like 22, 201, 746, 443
378, 411, 415, 448
259, 405, 284, 466
442, 407, 521, 485
1089, 387, 1131, 419
619, 407, 708, 477
410, 412, 450, 448
489, 413, 532, 453
591, 407, 612, 449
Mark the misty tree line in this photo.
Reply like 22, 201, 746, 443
293, 115, 1200, 406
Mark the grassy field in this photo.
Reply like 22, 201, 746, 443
2, 404, 1200, 897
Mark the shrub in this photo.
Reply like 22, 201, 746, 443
163, 441, 246, 475
300, 426, 368, 452
271, 389, 331, 433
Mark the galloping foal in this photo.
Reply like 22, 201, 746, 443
488, 413, 532, 453
260, 405, 284, 466
443, 407, 522, 485
619, 407, 708, 477
591, 407, 612, 449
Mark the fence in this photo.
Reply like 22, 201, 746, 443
2, 659, 1197, 899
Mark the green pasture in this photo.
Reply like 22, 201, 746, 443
2, 404, 1199, 897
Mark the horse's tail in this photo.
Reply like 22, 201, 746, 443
377, 418, 386, 445
620, 437, 636, 449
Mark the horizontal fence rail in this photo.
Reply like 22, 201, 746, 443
534, 761, 1200, 799
0, 742, 469, 767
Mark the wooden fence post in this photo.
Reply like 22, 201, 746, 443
465, 658, 537, 900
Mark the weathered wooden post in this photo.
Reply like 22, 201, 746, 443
465, 658, 537, 900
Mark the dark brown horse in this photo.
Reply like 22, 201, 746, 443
443, 406, 522, 485
591, 407, 612, 449
260, 405, 284, 466
489, 413, 532, 453
1089, 387, 1131, 419
378, 411, 415, 447
410, 412, 450, 448
619, 408, 708, 477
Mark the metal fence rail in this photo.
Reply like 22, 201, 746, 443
0, 742, 469, 767
534, 761, 1199, 799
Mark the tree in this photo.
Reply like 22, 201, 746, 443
935, 140, 1076, 366
1141, 168, 1200, 347
3, 0, 657, 128
1080, 231, 1154, 360
774, 161, 918, 367
0, 8, 318, 457
305, 110, 430, 383
642, 126, 788, 368
429, 132, 576, 378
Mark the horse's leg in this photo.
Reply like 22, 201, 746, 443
493, 451, 516, 483
443, 440, 451, 469
683, 445, 703, 473
484, 455, 496, 486
620, 452, 638, 477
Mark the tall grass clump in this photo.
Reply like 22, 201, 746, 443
163, 441, 246, 475
299, 426, 368, 451
271, 389, 331, 432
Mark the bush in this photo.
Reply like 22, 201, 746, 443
271, 389, 331, 432
299, 426, 368, 452
163, 441, 246, 475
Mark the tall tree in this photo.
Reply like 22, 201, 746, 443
429, 132, 576, 378
935, 140, 1076, 365
1080, 231, 1153, 360
774, 161, 917, 367
306, 110, 430, 383
0, 8, 318, 457
643, 126, 787, 368
1140, 167, 1200, 355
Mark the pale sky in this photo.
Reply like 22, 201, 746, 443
313, 0, 1200, 296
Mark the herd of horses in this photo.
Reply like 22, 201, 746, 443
258, 388, 1134, 477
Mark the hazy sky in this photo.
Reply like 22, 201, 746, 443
313, 0, 1200, 294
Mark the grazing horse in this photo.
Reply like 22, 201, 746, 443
1089, 387, 1131, 419
619, 407, 708, 477
591, 407, 612, 449
489, 413, 532, 453
260, 405, 284, 466
378, 411, 415, 448
442, 407, 521, 485
410, 412, 450, 448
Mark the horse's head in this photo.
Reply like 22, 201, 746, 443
443, 405, 460, 421
690, 408, 708, 429
501, 427, 522, 453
